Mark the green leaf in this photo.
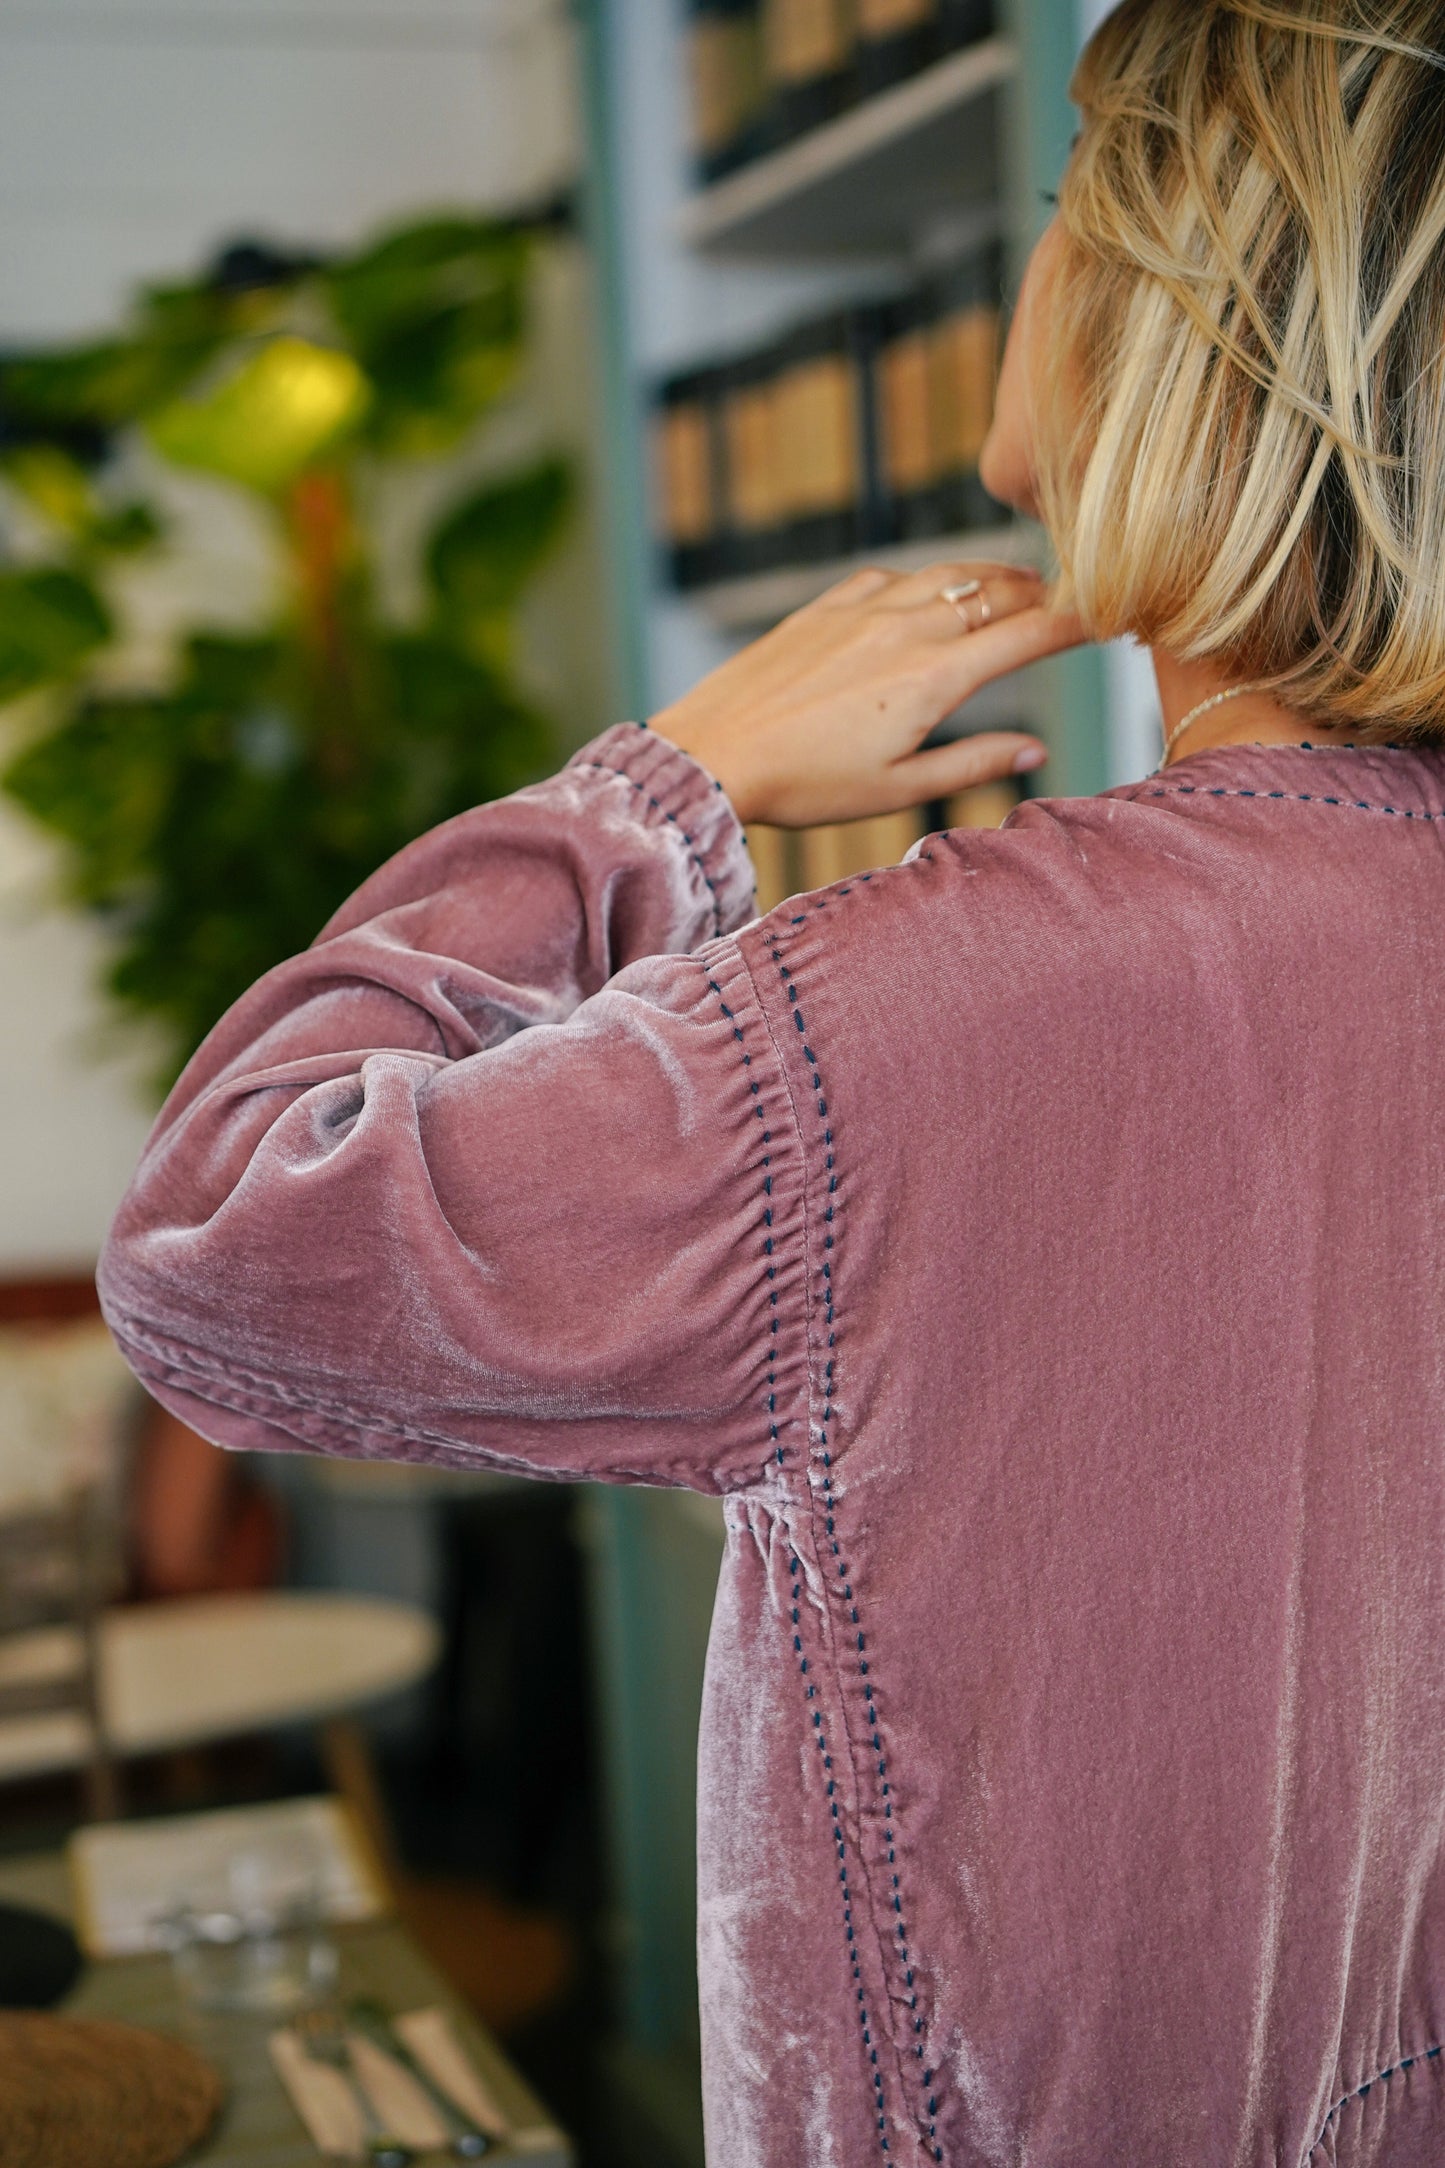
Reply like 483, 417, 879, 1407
326, 217, 529, 343
137, 273, 284, 350
1, 339, 201, 436
0, 276, 292, 441
3, 693, 177, 904
0, 215, 567, 1091
181, 632, 283, 707
1, 445, 97, 532
0, 257, 316, 453
147, 337, 371, 494
361, 315, 523, 456
1, 448, 162, 557
88, 502, 164, 555
0, 569, 111, 704
374, 633, 553, 836
427, 458, 572, 623
326, 217, 531, 453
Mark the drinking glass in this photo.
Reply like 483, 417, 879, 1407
161, 1828, 339, 2015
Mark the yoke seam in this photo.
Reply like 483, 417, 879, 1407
1305, 2041, 1445, 2160
1140, 784, 1445, 820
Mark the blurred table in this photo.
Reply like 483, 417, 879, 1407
0, 1593, 440, 1782
0, 1846, 571, 2166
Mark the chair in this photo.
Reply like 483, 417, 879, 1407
0, 1486, 119, 1821
0, 1296, 134, 1825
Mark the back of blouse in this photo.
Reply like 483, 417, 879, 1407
100, 723, 1445, 2168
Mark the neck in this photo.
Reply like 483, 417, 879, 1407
1153, 653, 1352, 766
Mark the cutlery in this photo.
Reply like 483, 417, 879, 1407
348, 1995, 490, 2158
293, 2005, 415, 2168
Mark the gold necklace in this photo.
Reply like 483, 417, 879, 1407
1158, 682, 1272, 770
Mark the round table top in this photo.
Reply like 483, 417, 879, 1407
0, 1591, 440, 1783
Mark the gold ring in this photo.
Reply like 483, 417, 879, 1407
941, 579, 990, 630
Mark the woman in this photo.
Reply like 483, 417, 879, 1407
100, 2, 1445, 2160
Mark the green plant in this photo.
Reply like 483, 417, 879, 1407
0, 216, 572, 1090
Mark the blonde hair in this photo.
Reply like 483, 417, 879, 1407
1042, 0, 1445, 740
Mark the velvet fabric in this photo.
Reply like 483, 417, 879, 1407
99, 722, 1445, 2167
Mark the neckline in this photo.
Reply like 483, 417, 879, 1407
1112, 734, 1445, 814
1157, 738, 1419, 778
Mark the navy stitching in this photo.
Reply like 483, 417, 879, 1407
789, 1545, 895, 2154
705, 974, 785, 1473
110, 1323, 740, 1486
1306, 2042, 1444, 2161
1146, 784, 1445, 822
725, 912, 892, 2150
579, 759, 726, 934
770, 901, 943, 2165
705, 955, 900, 2150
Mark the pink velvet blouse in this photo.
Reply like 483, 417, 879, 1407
99, 721, 1445, 2167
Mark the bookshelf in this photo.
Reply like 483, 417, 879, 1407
679, 36, 1016, 253
691, 517, 1032, 629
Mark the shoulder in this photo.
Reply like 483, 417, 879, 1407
740, 788, 1198, 975
728, 785, 1262, 1101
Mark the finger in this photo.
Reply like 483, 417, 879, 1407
923, 569, 1053, 638
809, 564, 896, 610
921, 602, 1090, 712
885, 558, 1043, 609
887, 729, 1048, 805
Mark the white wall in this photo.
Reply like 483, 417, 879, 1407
0, 0, 576, 343
0, 0, 590, 1271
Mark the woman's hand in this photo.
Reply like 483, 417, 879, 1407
649, 559, 1088, 828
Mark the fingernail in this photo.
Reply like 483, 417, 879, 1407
1013, 745, 1048, 773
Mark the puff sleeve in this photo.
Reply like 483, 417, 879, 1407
97, 725, 805, 1495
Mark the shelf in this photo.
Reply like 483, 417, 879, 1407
678, 38, 1016, 257
684, 524, 1038, 631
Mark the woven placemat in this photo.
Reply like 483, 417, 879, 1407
0, 2012, 223, 2168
